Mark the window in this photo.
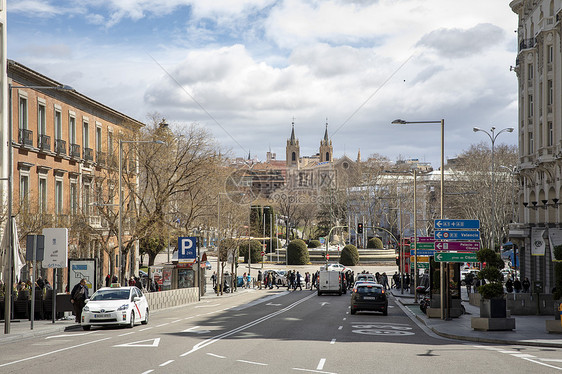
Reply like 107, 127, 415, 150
528, 131, 534, 154
292, 152, 296, 162
528, 95, 534, 117
548, 45, 554, 63
96, 125, 102, 151
548, 80, 553, 105
548, 122, 553, 147
83, 120, 89, 148
55, 180, 63, 214
20, 175, 29, 210
108, 131, 114, 155
38, 102, 46, 136
325, 152, 330, 161
528, 64, 534, 80
539, 123, 543, 148
39, 177, 47, 213
82, 183, 91, 215
70, 182, 78, 215
69, 115, 76, 145
55, 110, 62, 139
18, 96, 28, 129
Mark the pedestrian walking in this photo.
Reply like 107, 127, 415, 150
296, 271, 302, 290
257, 271, 263, 289
505, 278, 513, 293
70, 278, 88, 323
382, 273, 389, 291
513, 278, 522, 293
211, 271, 217, 288
242, 272, 247, 288
522, 277, 531, 293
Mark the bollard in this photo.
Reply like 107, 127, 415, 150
559, 303, 562, 328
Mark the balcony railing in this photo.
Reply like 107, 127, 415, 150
38, 134, 51, 151
70, 143, 81, 159
84, 147, 93, 162
18, 128, 33, 147
519, 38, 536, 51
96, 151, 106, 166
55, 139, 66, 155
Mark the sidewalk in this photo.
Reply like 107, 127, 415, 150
391, 288, 562, 348
0, 317, 81, 344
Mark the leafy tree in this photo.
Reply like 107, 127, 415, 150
340, 244, 359, 266
238, 239, 262, 263
287, 239, 309, 265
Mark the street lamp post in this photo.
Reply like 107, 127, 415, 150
392, 119, 445, 318
118, 139, 163, 285
4, 83, 74, 334
473, 127, 514, 251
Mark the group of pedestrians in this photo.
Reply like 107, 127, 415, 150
505, 276, 531, 293
391, 271, 410, 290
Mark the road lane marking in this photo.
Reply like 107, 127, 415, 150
293, 368, 337, 374
171, 319, 182, 323
156, 323, 169, 327
317, 359, 326, 370
118, 332, 136, 337
342, 318, 346, 321
522, 358, 562, 371
139, 327, 153, 331
511, 354, 536, 358
180, 293, 316, 357
338, 326, 343, 330
0, 337, 111, 368
182, 326, 211, 334
195, 304, 221, 308
540, 358, 562, 363
159, 360, 174, 367
141, 370, 154, 374
114, 338, 160, 348
207, 353, 226, 359
46, 331, 98, 339
237, 359, 268, 366
330, 339, 336, 344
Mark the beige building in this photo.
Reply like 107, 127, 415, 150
7, 60, 143, 289
510, 0, 562, 292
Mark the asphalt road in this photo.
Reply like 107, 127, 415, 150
1, 288, 561, 374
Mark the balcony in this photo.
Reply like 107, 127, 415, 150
519, 38, 536, 51
96, 151, 106, 166
70, 143, 81, 159
84, 147, 93, 162
539, 16, 554, 30
18, 128, 33, 147
55, 139, 66, 155
38, 134, 51, 152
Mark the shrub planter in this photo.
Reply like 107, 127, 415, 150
546, 300, 562, 334
480, 298, 507, 318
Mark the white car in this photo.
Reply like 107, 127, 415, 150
325, 263, 350, 273
81, 286, 149, 330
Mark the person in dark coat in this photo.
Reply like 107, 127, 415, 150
70, 278, 89, 323
105, 274, 111, 287
522, 277, 531, 293
513, 278, 522, 293
505, 278, 513, 293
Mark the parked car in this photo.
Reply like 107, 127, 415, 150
350, 282, 388, 315
324, 263, 351, 273
81, 286, 149, 330
264, 270, 287, 286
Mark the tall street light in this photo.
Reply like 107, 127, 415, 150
392, 118, 445, 318
118, 139, 163, 285
4, 83, 74, 334
473, 127, 514, 251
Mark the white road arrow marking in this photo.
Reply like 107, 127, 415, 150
182, 326, 211, 334
320, 302, 330, 307
113, 338, 161, 348
46, 331, 98, 339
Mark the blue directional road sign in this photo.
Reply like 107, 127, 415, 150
410, 249, 435, 256
178, 237, 197, 263
434, 219, 480, 229
434, 230, 480, 241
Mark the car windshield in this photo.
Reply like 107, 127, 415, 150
356, 286, 382, 294
91, 289, 131, 301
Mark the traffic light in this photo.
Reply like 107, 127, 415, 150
357, 223, 363, 234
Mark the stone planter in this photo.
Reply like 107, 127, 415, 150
480, 298, 507, 318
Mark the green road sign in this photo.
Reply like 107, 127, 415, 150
411, 242, 434, 250
434, 252, 478, 263
414, 262, 429, 269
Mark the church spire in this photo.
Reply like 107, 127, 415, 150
289, 121, 297, 145
323, 120, 329, 144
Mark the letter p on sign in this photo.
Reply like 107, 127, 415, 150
178, 237, 197, 262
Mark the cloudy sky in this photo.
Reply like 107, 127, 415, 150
7, 0, 519, 168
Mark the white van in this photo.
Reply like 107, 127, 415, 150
317, 270, 343, 296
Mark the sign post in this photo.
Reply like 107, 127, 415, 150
43, 228, 69, 324
434, 252, 478, 263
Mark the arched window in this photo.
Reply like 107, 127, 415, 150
325, 152, 330, 161
292, 152, 296, 162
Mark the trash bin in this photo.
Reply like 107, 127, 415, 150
533, 281, 543, 294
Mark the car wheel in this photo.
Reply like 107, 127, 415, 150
317, 290, 322, 296
350, 308, 356, 315
141, 309, 149, 325
383, 308, 388, 316
82, 325, 91, 331
128, 312, 135, 328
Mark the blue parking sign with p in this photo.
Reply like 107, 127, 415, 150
178, 237, 197, 262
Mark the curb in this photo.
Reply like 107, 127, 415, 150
0, 323, 82, 345
397, 298, 562, 349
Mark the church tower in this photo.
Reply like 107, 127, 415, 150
319, 121, 333, 163
286, 121, 300, 168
